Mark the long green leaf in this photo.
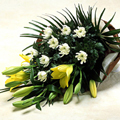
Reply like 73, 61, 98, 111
29, 22, 44, 30
22, 44, 33, 52
57, 11, 69, 23
101, 13, 116, 33
94, 8, 97, 27
30, 67, 35, 84
20, 33, 43, 39
45, 15, 63, 28
40, 16, 58, 28
32, 20, 47, 28
105, 40, 120, 45
97, 8, 106, 31
102, 29, 120, 36
65, 8, 78, 25
104, 36, 120, 41
102, 39, 120, 52
50, 14, 64, 25
24, 27, 43, 33
77, 5, 87, 25
87, 6, 93, 22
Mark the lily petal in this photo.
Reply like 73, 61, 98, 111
58, 65, 69, 72
19, 54, 31, 63
60, 76, 70, 88
66, 65, 73, 77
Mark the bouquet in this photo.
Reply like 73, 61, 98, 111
1, 4, 120, 110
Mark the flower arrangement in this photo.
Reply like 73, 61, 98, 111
1, 4, 120, 110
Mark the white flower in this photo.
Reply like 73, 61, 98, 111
21, 62, 30, 66
43, 27, 53, 39
40, 55, 50, 67
47, 35, 59, 49
37, 71, 47, 82
61, 25, 71, 35
30, 48, 38, 57
59, 43, 70, 57
75, 50, 88, 64
73, 27, 86, 38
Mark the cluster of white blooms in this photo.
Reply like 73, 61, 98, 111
58, 43, 70, 57
75, 50, 88, 64
37, 71, 47, 82
40, 55, 50, 67
43, 27, 53, 39
47, 35, 59, 49
30, 48, 38, 57
61, 25, 71, 35
73, 27, 86, 38
35, 25, 87, 82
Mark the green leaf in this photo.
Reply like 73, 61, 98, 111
104, 37, 120, 41
50, 14, 64, 25
24, 27, 43, 33
102, 29, 120, 36
20, 33, 43, 39
91, 70, 102, 82
32, 20, 47, 28
36, 102, 41, 110
46, 15, 63, 28
29, 22, 44, 30
30, 67, 35, 84
47, 85, 62, 94
101, 13, 116, 33
97, 8, 106, 30
102, 40, 120, 52
22, 44, 33, 52
57, 11, 69, 23
34, 96, 45, 102
105, 40, 120, 45
94, 8, 97, 27
40, 16, 58, 28
63, 8, 78, 25
76, 5, 87, 24
0, 88, 10, 93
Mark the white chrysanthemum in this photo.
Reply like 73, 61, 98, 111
75, 50, 88, 64
43, 27, 53, 39
73, 27, 86, 38
30, 48, 38, 57
47, 35, 59, 49
40, 55, 50, 67
37, 71, 47, 82
61, 25, 71, 35
59, 43, 70, 57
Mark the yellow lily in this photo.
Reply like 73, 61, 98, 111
5, 71, 30, 91
19, 54, 31, 66
51, 64, 73, 88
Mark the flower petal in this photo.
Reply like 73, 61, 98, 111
19, 54, 31, 63
66, 65, 73, 77
59, 76, 70, 88
57, 65, 69, 72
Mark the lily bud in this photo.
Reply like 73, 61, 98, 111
74, 82, 81, 94
12, 98, 33, 108
89, 80, 97, 98
48, 92, 57, 101
2, 66, 24, 75
63, 84, 73, 104
13, 86, 34, 98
